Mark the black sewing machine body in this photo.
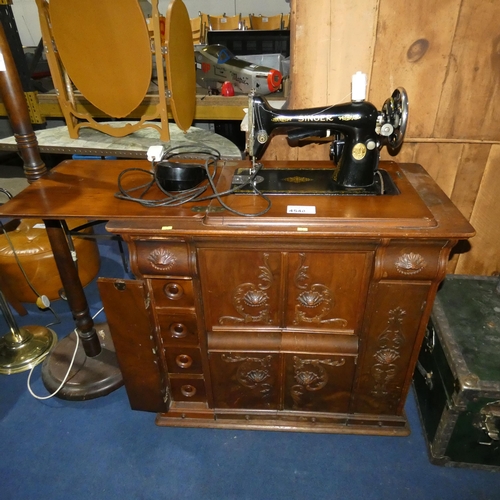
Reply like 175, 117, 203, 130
244, 88, 408, 195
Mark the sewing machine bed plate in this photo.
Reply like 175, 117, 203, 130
0, 160, 472, 237
205, 160, 438, 229
231, 168, 399, 196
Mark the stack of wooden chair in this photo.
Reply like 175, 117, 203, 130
192, 12, 289, 44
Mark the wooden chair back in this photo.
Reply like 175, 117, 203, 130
206, 13, 243, 31
249, 14, 283, 30
241, 16, 250, 30
282, 13, 290, 30
198, 12, 222, 34
190, 16, 206, 44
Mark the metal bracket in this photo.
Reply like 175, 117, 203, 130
416, 359, 434, 391
477, 400, 500, 445
163, 385, 171, 405
424, 324, 435, 352
24, 91, 45, 124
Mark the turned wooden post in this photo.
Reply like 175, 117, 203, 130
0, 21, 46, 182
44, 220, 101, 357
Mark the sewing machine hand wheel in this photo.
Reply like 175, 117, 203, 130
382, 87, 409, 152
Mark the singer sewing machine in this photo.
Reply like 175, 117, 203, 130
233, 79, 408, 196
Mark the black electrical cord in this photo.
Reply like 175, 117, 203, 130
114, 144, 272, 216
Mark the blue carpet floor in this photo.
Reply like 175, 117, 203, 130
1, 235, 499, 500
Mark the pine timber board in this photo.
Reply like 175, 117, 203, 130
454, 145, 500, 275
369, 0, 462, 139
433, 0, 500, 140
264, 0, 500, 276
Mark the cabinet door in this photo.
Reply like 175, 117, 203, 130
97, 278, 168, 412
285, 251, 372, 332
209, 351, 281, 410
283, 353, 357, 413
351, 281, 432, 415
198, 249, 282, 329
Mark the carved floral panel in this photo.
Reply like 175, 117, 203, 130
292, 253, 350, 328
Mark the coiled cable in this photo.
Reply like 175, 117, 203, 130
115, 144, 271, 216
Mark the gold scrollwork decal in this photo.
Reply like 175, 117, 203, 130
283, 176, 314, 184
338, 114, 362, 121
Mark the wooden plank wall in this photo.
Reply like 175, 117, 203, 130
265, 0, 500, 276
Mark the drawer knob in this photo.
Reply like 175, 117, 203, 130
170, 322, 188, 339
176, 354, 193, 369
181, 384, 197, 397
163, 282, 184, 300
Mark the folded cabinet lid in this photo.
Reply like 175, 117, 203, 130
163, 0, 196, 132
50, 0, 152, 118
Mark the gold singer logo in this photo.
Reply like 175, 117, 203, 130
271, 114, 362, 123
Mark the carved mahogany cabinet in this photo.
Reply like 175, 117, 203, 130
96, 160, 473, 435
0, 159, 474, 435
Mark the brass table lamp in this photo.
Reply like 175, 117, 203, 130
0, 290, 57, 374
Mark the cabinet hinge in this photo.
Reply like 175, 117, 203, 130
163, 385, 171, 405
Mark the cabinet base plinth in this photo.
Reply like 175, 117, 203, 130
155, 408, 410, 436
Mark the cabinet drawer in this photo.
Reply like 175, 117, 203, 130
133, 239, 190, 276
158, 311, 199, 346
151, 279, 195, 308
169, 377, 207, 403
377, 242, 443, 280
165, 347, 203, 374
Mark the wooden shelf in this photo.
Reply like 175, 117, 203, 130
0, 92, 286, 122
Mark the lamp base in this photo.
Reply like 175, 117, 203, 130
0, 324, 57, 374
41, 322, 123, 400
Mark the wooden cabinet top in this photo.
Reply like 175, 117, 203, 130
0, 159, 474, 240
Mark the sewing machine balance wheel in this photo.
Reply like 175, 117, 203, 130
382, 87, 409, 152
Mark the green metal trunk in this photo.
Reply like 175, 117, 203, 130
413, 275, 500, 470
